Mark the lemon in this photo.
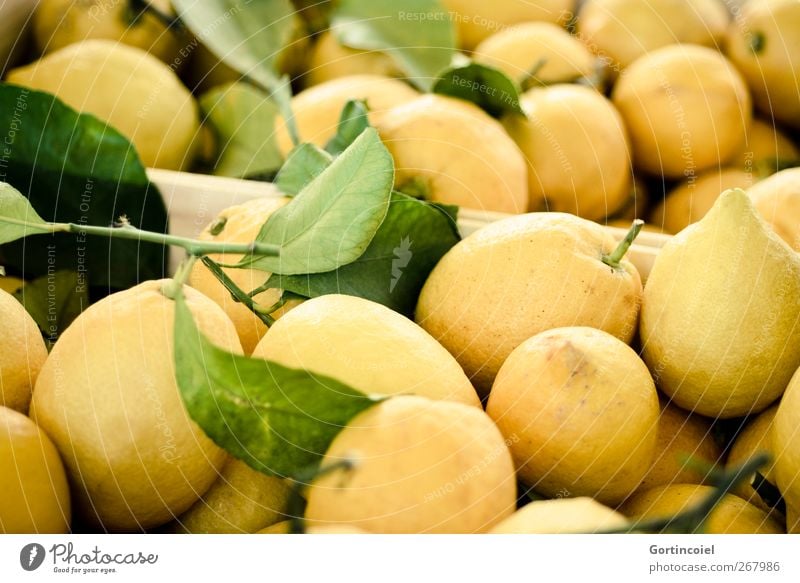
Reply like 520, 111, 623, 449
376, 95, 528, 213
612, 44, 751, 178
416, 212, 642, 395
305, 395, 516, 533
486, 327, 659, 504
189, 197, 298, 355
0, 406, 70, 533
274, 75, 419, 157
727, 404, 780, 513
30, 280, 242, 531
502, 84, 631, 221
577, 0, 729, 73
638, 401, 721, 491
489, 497, 628, 533
0, 289, 48, 414
257, 521, 367, 534
32, 0, 182, 64
305, 31, 401, 87
641, 189, 800, 418
725, 0, 800, 128
440, 0, 573, 50
621, 484, 784, 533
736, 118, 800, 176
0, 275, 24, 294
251, 294, 481, 407
472, 22, 596, 86
7, 40, 199, 171
173, 459, 291, 534
747, 167, 800, 251
773, 367, 800, 527
650, 168, 755, 234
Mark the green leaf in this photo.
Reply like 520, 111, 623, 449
433, 63, 526, 118
267, 192, 461, 317
325, 99, 370, 155
172, 0, 300, 145
275, 99, 372, 196
0, 182, 51, 244
331, 0, 456, 91
0, 84, 167, 290
14, 270, 87, 345
198, 82, 283, 179
275, 143, 333, 196
241, 127, 393, 275
173, 290, 383, 478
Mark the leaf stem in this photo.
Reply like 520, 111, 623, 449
602, 219, 644, 269
200, 257, 276, 327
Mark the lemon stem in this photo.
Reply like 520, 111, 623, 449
602, 219, 644, 269
161, 255, 198, 300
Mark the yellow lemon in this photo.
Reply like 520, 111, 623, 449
440, 0, 574, 50
641, 189, 800, 418
189, 196, 297, 355
0, 406, 70, 533
502, 84, 631, 220
725, 0, 800, 128
612, 44, 751, 178
7, 40, 199, 171
0, 289, 48, 414
472, 22, 596, 86
305, 31, 401, 87
773, 368, 800, 527
638, 401, 721, 491
486, 327, 659, 504
32, 0, 183, 64
30, 280, 241, 531
727, 404, 780, 513
173, 459, 291, 534
257, 521, 367, 534
577, 0, 729, 73
305, 396, 517, 533
489, 497, 628, 533
621, 484, 785, 533
274, 75, 419, 157
377, 94, 529, 213
747, 167, 800, 251
650, 167, 755, 234
736, 118, 800, 176
0, 275, 24, 294
252, 294, 480, 407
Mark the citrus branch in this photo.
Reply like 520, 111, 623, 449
1, 217, 281, 258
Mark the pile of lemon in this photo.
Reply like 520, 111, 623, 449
2, 0, 800, 535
